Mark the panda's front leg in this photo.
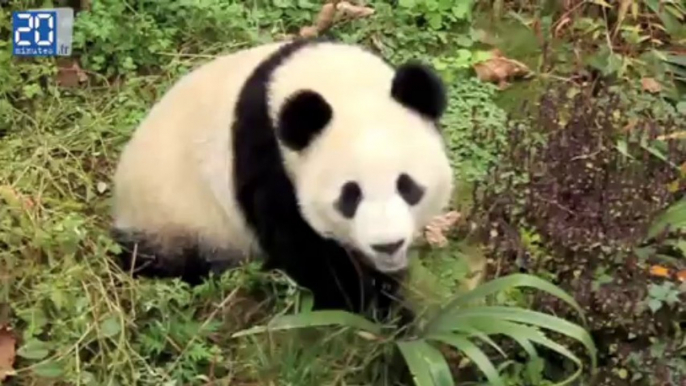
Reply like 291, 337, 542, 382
262, 235, 413, 325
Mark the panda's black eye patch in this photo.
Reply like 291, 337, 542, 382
397, 173, 424, 205
278, 90, 332, 152
335, 181, 362, 219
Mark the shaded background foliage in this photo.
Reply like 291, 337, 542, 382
469, 82, 686, 385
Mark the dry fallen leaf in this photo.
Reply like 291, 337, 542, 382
553, 16, 571, 37
641, 77, 662, 93
337, 1, 374, 18
649, 265, 670, 278
355, 330, 380, 341
423, 211, 461, 247
656, 130, 686, 141
299, 26, 319, 38
0, 325, 17, 382
473, 49, 531, 90
315, 3, 337, 31
297, 0, 374, 38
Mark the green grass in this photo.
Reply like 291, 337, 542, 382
0, 0, 607, 384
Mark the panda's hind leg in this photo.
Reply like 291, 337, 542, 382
110, 228, 245, 285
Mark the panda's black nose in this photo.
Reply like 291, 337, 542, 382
371, 239, 404, 255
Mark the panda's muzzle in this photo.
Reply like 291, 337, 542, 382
369, 239, 409, 273
347, 241, 409, 273
371, 239, 404, 255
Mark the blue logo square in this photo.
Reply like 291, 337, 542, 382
12, 11, 58, 57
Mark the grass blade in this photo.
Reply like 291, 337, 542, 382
430, 306, 597, 371
231, 310, 382, 338
451, 317, 540, 362
666, 55, 686, 67
452, 319, 586, 385
396, 340, 455, 386
450, 324, 507, 358
428, 333, 504, 386
424, 274, 587, 332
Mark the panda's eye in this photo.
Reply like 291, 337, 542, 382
397, 173, 424, 206
335, 181, 362, 219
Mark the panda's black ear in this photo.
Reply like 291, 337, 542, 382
391, 62, 447, 121
277, 90, 333, 152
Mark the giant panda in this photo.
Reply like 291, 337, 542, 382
110, 37, 454, 321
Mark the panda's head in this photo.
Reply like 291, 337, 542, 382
273, 54, 452, 274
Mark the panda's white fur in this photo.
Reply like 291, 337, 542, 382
111, 37, 453, 319
113, 43, 282, 261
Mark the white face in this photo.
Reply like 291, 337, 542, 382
292, 108, 454, 273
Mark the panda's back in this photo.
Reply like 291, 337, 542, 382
112, 42, 286, 257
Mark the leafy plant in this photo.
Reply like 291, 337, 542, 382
233, 274, 597, 385
71, 0, 272, 76
440, 77, 510, 184
644, 282, 681, 313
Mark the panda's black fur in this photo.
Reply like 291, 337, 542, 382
112, 37, 448, 321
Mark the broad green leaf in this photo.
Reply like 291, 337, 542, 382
397, 340, 455, 386
676, 102, 686, 115
100, 316, 121, 338
428, 13, 443, 30
615, 139, 634, 159
17, 339, 50, 360
398, 0, 416, 8
605, 53, 624, 76
33, 361, 64, 378
643, 0, 685, 37
428, 334, 504, 386
231, 310, 382, 338
639, 140, 678, 169
634, 246, 655, 262
665, 239, 686, 256
273, 0, 291, 8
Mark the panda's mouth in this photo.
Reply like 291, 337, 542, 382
345, 246, 409, 274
